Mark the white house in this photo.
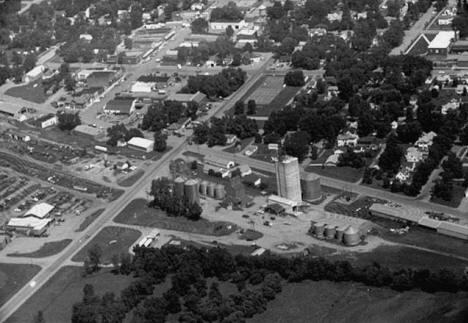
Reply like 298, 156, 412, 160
415, 131, 437, 150
40, 115, 58, 128
25, 65, 45, 83
405, 147, 424, 163
209, 20, 247, 33
79, 33, 93, 41
337, 133, 359, 147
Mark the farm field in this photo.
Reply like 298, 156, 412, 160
306, 165, 364, 183
7, 239, 71, 258
72, 226, 141, 264
5, 80, 47, 103
0, 263, 41, 307
114, 199, 237, 236
5, 267, 134, 323
249, 280, 468, 323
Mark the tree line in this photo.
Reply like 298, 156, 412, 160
70, 244, 468, 323
181, 68, 246, 99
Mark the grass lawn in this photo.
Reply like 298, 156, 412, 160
5, 80, 48, 103
5, 267, 134, 323
75, 209, 105, 232
250, 144, 274, 163
72, 226, 141, 264
114, 199, 237, 236
255, 86, 301, 117
249, 280, 468, 323
7, 239, 71, 258
306, 165, 363, 183
117, 169, 145, 187
430, 183, 465, 208
0, 263, 41, 307
310, 148, 334, 164
239, 229, 263, 241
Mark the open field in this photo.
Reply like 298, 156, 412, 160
247, 76, 284, 105
249, 280, 468, 323
306, 165, 363, 183
5, 267, 134, 323
114, 199, 237, 236
7, 239, 71, 258
0, 263, 41, 307
75, 208, 105, 232
72, 226, 141, 264
117, 169, 145, 187
254, 85, 301, 117
5, 80, 48, 103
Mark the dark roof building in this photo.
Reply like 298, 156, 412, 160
104, 98, 136, 115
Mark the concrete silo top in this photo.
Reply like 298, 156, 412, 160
300, 171, 321, 181
175, 177, 186, 183
344, 226, 358, 234
185, 179, 198, 185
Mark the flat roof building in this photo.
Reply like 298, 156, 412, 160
7, 217, 53, 236
168, 91, 207, 104
267, 194, 298, 213
428, 31, 456, 55
369, 203, 425, 223
73, 124, 102, 138
127, 137, 154, 153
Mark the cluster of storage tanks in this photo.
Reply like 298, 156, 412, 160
199, 180, 225, 200
310, 222, 361, 246
174, 177, 226, 203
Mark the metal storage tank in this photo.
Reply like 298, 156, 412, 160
207, 182, 216, 198
314, 222, 325, 238
343, 226, 360, 246
335, 225, 347, 242
174, 177, 185, 198
199, 180, 208, 195
214, 184, 225, 200
324, 224, 336, 239
184, 179, 200, 205
301, 172, 322, 201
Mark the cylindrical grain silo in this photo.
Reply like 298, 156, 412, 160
301, 172, 322, 202
214, 184, 225, 200
343, 226, 360, 246
184, 179, 200, 205
324, 224, 336, 239
335, 225, 346, 242
174, 177, 185, 198
199, 180, 208, 195
314, 222, 325, 238
207, 182, 216, 198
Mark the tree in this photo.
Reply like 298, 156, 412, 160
210, 2, 243, 22
432, 179, 453, 201
130, 3, 143, 29
32, 311, 45, 323
64, 74, 76, 92
378, 137, 403, 173
191, 18, 209, 33
234, 100, 245, 115
283, 131, 310, 162
57, 112, 81, 131
87, 244, 102, 273
284, 70, 305, 86
337, 77, 353, 102
23, 53, 37, 72
225, 25, 234, 38
154, 131, 167, 152
247, 99, 256, 115
124, 37, 133, 49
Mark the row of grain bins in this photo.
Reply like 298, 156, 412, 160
308, 211, 372, 246
174, 177, 226, 203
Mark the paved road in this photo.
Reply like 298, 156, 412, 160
0, 53, 274, 321
18, 0, 48, 14
390, 5, 436, 55
188, 146, 468, 219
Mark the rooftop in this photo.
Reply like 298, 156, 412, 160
127, 137, 154, 149
428, 31, 456, 49
369, 203, 424, 223
25, 202, 54, 219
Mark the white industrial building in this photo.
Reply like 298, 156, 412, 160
7, 217, 53, 236
25, 202, 55, 219
24, 65, 45, 83
127, 137, 154, 153
130, 81, 155, 93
